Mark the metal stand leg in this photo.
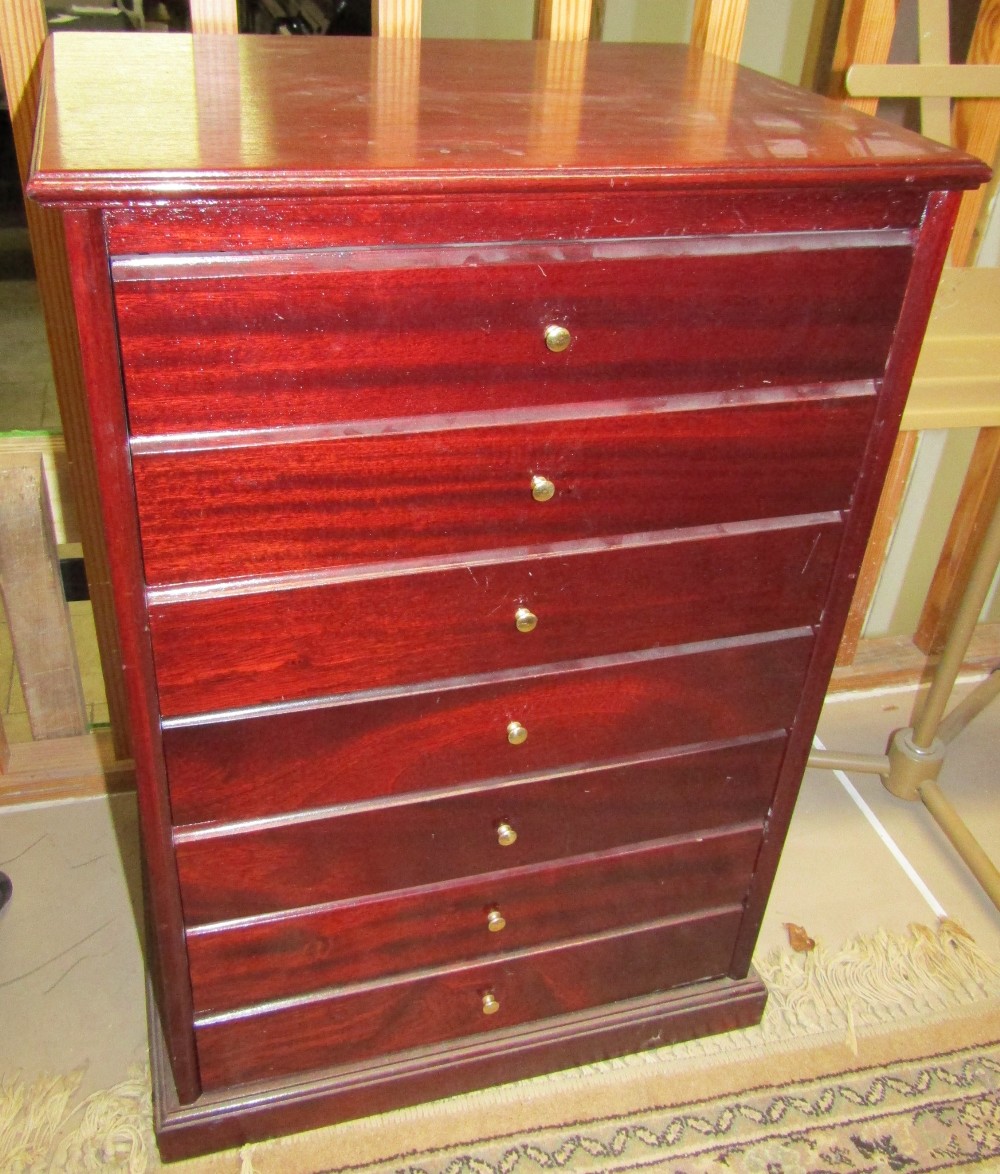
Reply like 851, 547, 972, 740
808, 495, 1000, 911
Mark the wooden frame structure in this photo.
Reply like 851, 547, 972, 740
0, 0, 997, 807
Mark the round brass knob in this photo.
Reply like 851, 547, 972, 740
487, 909, 506, 933
482, 992, 500, 1015
544, 324, 571, 353
507, 720, 527, 746
514, 607, 537, 633
531, 475, 555, 502
496, 822, 518, 847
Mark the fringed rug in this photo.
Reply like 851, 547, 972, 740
3, 921, 1000, 1173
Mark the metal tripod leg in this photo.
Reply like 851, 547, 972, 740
808, 494, 1000, 911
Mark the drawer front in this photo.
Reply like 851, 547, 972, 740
149, 519, 838, 717
114, 237, 912, 435
133, 393, 872, 585
194, 908, 744, 1090
186, 826, 763, 1012
164, 636, 805, 826
175, 737, 784, 924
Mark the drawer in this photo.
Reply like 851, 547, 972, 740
164, 634, 806, 826
193, 907, 744, 1090
186, 826, 762, 1012
174, 737, 783, 924
132, 392, 873, 585
149, 518, 838, 717
113, 234, 913, 435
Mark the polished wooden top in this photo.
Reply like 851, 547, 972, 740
30, 32, 988, 204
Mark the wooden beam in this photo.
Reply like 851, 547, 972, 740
951, 0, 1000, 267
916, 0, 951, 145
846, 62, 1000, 97
0, 456, 87, 740
830, 622, 1000, 693
590, 0, 606, 41
801, 0, 845, 92
188, 0, 239, 34
372, 0, 421, 38
828, 0, 898, 112
914, 429, 1000, 654
836, 430, 918, 666
535, 0, 593, 42
0, 0, 131, 759
0, 729, 134, 806
691, 0, 749, 62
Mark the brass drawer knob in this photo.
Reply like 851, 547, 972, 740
507, 720, 527, 745
531, 475, 555, 502
514, 607, 537, 633
482, 992, 500, 1015
496, 822, 518, 847
544, 324, 571, 353
487, 909, 507, 933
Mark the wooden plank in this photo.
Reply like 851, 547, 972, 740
951, 0, 1000, 267
0, 729, 134, 806
0, 456, 87, 740
836, 430, 917, 666
917, 0, 951, 145
535, 0, 593, 41
830, 622, 1000, 692
846, 62, 1000, 97
914, 428, 1000, 654
801, 0, 845, 92
828, 0, 898, 112
188, 0, 238, 33
590, 0, 606, 41
372, 0, 421, 37
0, 432, 78, 545
0, 0, 131, 759
691, 0, 749, 62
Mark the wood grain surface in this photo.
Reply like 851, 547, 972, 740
30, 37, 987, 206
186, 826, 762, 1012
173, 738, 785, 923
115, 244, 908, 437
103, 188, 930, 257
148, 523, 835, 716
161, 651, 795, 826
193, 909, 743, 1090
133, 397, 868, 584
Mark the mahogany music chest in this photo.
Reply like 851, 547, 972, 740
29, 30, 987, 1159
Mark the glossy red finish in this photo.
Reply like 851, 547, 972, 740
30, 36, 987, 206
173, 739, 783, 923
148, 526, 833, 716
104, 188, 929, 256
186, 826, 763, 1011
58, 212, 202, 1105
115, 244, 908, 436
193, 908, 744, 1091
133, 396, 868, 585
162, 672, 793, 829
28, 29, 988, 1161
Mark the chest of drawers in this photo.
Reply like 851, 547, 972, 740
30, 31, 987, 1160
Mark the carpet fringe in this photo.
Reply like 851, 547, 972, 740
755, 919, 1000, 1053
0, 1065, 150, 1173
2, 921, 998, 1172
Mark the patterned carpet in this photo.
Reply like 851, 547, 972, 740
3, 922, 1000, 1172
347, 1039, 1000, 1173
